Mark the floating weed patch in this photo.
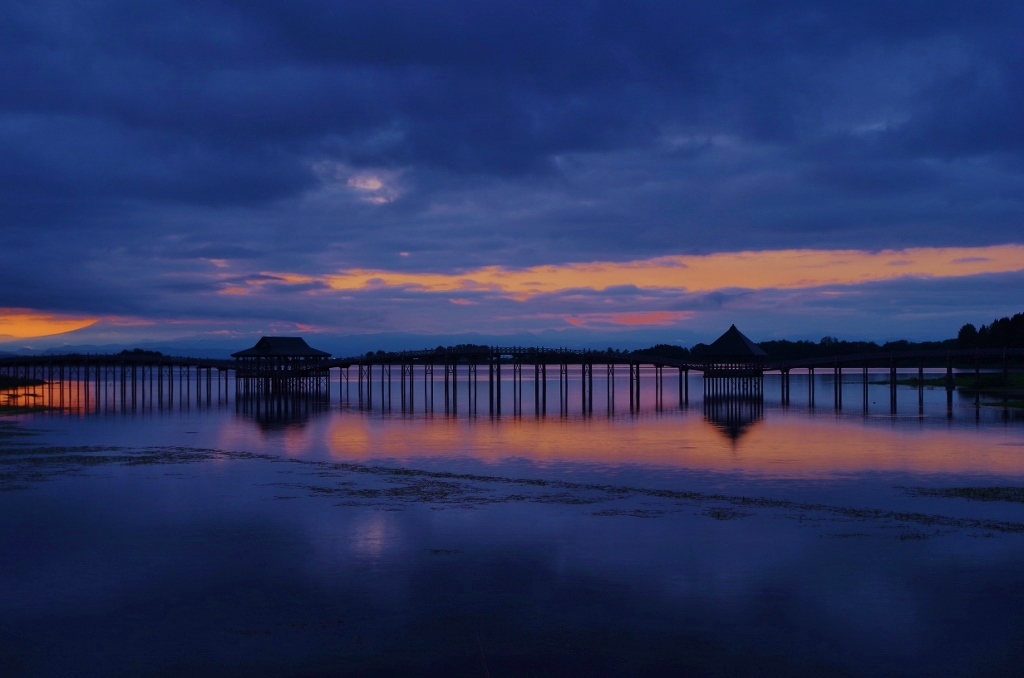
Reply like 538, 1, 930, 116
902, 486, 1024, 503
532, 492, 604, 505
898, 531, 930, 541
703, 507, 754, 521
0, 419, 44, 443
0, 443, 244, 490
593, 508, 667, 518
282, 463, 1024, 536
984, 399, 1024, 409
289, 477, 499, 507
287, 465, 1024, 534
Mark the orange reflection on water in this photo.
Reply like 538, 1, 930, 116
2, 380, 106, 413
8, 378, 1022, 480
324, 413, 1024, 479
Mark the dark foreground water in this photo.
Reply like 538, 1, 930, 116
2, 371, 1024, 676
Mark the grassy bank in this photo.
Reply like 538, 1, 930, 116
870, 373, 1024, 407
983, 400, 1024, 409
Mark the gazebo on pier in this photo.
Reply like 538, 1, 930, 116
231, 336, 331, 397
701, 324, 767, 400
701, 325, 767, 439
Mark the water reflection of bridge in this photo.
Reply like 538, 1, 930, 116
0, 355, 234, 413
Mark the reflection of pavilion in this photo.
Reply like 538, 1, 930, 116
704, 397, 764, 441
702, 325, 767, 442
235, 391, 329, 432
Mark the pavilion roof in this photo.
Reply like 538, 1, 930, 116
231, 336, 331, 358
702, 325, 767, 358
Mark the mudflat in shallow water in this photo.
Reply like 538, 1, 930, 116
2, 372, 1024, 676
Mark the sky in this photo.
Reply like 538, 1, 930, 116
2, 1, 1023, 355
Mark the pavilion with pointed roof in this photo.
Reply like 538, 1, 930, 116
701, 324, 766, 405
232, 336, 331, 398
702, 324, 768, 360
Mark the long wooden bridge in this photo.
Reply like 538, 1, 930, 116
2, 346, 1021, 418
328, 345, 1024, 415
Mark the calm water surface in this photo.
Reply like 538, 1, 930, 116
2, 371, 1024, 676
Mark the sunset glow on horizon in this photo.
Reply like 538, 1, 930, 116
255, 244, 1024, 298
6, 243, 1021, 343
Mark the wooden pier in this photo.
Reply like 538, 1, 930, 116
231, 336, 331, 398
2, 333, 1022, 419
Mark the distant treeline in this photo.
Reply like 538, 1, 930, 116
358, 313, 1024, 361
633, 337, 961, 360
631, 311, 1024, 359
956, 312, 1024, 349
747, 337, 957, 360
120, 348, 164, 357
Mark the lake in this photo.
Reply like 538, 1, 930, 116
2, 369, 1024, 676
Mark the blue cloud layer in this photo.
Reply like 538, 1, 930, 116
2, 1, 1023, 342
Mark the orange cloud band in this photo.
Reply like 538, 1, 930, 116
262, 244, 1024, 298
0, 309, 99, 339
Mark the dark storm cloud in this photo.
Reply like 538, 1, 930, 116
6, 1, 1024, 198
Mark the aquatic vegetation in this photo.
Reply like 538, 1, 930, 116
5, 416, 1024, 543
702, 507, 754, 521
0, 401, 55, 414
874, 373, 1024, 404
983, 399, 1024, 409
903, 486, 1024, 503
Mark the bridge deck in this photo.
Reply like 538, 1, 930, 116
2, 346, 1022, 374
